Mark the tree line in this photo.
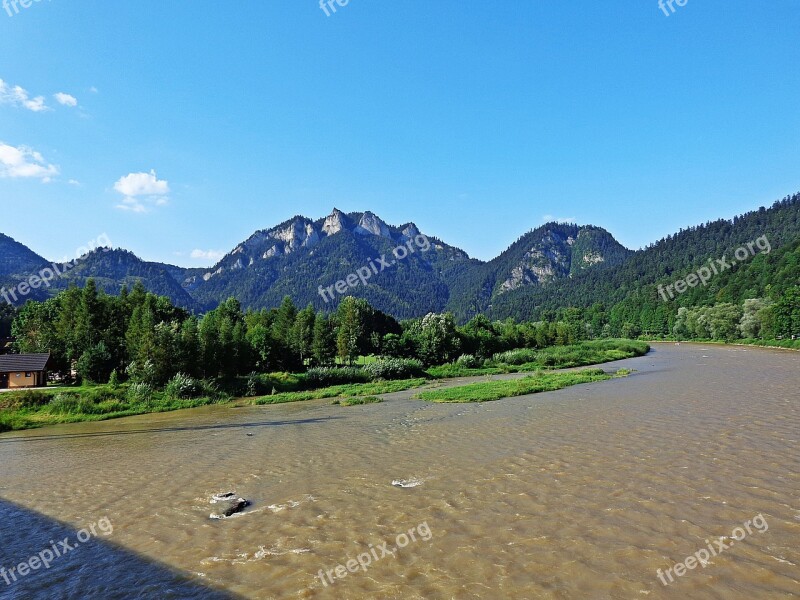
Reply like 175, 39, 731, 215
10, 281, 597, 386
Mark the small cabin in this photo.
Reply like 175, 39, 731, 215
0, 353, 50, 389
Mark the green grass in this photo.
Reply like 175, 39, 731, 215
425, 363, 505, 378
705, 338, 800, 351
0, 385, 228, 432
427, 340, 649, 378
252, 379, 427, 406
332, 396, 383, 406
416, 368, 628, 403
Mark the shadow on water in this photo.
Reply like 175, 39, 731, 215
0, 416, 343, 444
0, 499, 243, 600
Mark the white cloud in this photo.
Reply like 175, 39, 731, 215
0, 79, 48, 112
68, 179, 81, 186
114, 169, 170, 197
54, 92, 78, 107
542, 214, 577, 224
89, 86, 99, 94
0, 142, 59, 182
190, 249, 225, 262
116, 196, 149, 213
114, 169, 170, 213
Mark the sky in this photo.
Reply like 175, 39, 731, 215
1, 1, 799, 267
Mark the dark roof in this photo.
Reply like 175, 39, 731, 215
0, 353, 50, 373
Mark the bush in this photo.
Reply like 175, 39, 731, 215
304, 367, 369, 387
126, 360, 158, 386
46, 393, 109, 415
362, 358, 424, 381
9, 389, 50, 409
456, 354, 483, 368
492, 348, 539, 366
240, 372, 304, 396
164, 373, 205, 399
47, 393, 81, 415
127, 382, 154, 404
108, 369, 121, 388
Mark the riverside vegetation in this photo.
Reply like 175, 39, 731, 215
0, 283, 650, 433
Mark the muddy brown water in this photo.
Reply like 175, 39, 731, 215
0, 343, 798, 599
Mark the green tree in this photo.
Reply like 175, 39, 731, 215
312, 314, 336, 365
337, 297, 364, 365
76, 342, 114, 383
292, 304, 316, 365
774, 285, 800, 338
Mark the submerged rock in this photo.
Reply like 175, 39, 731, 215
211, 492, 237, 503
210, 492, 251, 519
392, 478, 424, 488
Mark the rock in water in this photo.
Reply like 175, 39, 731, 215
211, 492, 237, 503
210, 492, 251, 519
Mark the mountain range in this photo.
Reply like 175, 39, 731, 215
1, 195, 798, 322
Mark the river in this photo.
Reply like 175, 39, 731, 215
0, 343, 798, 599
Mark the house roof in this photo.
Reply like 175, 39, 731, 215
0, 353, 50, 373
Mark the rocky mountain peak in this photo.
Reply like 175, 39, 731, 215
323, 208, 348, 236
355, 211, 391, 238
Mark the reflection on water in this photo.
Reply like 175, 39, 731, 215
1, 344, 798, 599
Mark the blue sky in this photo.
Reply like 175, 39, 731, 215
1, 1, 798, 266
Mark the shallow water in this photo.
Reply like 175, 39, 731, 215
0, 343, 798, 599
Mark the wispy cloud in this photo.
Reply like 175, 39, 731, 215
114, 169, 170, 213
190, 249, 225, 262
0, 79, 48, 112
54, 92, 78, 107
0, 142, 59, 182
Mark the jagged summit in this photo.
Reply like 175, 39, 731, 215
201, 209, 451, 283
0, 206, 658, 319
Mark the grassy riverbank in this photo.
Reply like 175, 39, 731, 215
0, 386, 228, 432
417, 368, 631, 403
0, 340, 649, 432
644, 337, 800, 351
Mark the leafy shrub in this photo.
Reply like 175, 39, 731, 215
108, 370, 121, 388
126, 360, 157, 386
304, 367, 369, 387
46, 393, 102, 415
241, 371, 303, 396
47, 393, 81, 414
492, 348, 539, 366
362, 358, 424, 381
127, 382, 154, 404
164, 373, 205, 399
456, 354, 483, 368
